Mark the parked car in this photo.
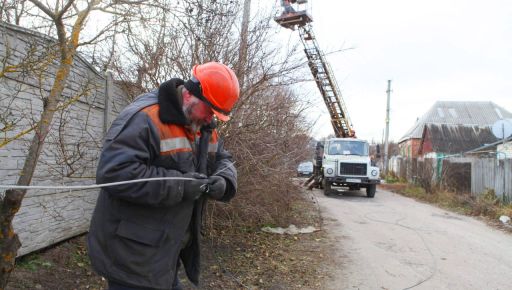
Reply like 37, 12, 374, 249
297, 161, 314, 177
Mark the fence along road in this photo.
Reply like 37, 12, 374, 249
314, 187, 512, 290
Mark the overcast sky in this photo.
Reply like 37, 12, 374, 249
269, 0, 512, 142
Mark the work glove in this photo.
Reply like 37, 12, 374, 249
183, 172, 208, 200
206, 176, 227, 199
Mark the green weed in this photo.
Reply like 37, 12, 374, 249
71, 244, 90, 268
17, 254, 52, 272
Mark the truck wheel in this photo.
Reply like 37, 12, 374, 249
366, 184, 376, 198
323, 179, 331, 196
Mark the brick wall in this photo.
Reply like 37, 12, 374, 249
0, 22, 129, 256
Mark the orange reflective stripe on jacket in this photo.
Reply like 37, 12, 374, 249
142, 105, 195, 155
142, 104, 219, 156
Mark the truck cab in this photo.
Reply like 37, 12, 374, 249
321, 138, 380, 197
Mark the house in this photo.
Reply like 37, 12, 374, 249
418, 124, 498, 158
465, 137, 512, 159
498, 141, 512, 158
399, 101, 512, 158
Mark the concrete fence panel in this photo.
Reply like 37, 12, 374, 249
0, 23, 129, 256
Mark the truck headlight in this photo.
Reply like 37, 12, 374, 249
371, 169, 378, 176
326, 168, 334, 175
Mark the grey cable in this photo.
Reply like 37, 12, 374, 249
0, 163, 236, 191
0, 177, 196, 190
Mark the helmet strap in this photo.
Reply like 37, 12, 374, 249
184, 77, 230, 116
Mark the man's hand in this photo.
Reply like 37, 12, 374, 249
206, 176, 226, 199
183, 172, 208, 200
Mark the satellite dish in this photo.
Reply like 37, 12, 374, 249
491, 119, 512, 139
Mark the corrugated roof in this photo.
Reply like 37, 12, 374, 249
466, 135, 512, 154
421, 124, 498, 154
400, 101, 512, 142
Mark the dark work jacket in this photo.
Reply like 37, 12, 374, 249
87, 82, 237, 289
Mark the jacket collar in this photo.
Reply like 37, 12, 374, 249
157, 78, 190, 125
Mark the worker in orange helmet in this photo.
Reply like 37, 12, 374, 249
88, 62, 240, 290
184, 62, 239, 123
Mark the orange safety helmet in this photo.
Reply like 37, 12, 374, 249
184, 62, 240, 121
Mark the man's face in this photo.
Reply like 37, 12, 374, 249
182, 89, 214, 126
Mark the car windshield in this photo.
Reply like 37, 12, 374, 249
328, 141, 368, 156
298, 162, 313, 171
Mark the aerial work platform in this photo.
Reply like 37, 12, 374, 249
274, 11, 313, 30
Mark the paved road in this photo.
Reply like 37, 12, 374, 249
314, 187, 512, 290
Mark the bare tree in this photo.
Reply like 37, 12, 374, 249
0, 0, 27, 25
105, 0, 315, 232
210, 86, 313, 231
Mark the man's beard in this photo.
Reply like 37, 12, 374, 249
183, 103, 204, 131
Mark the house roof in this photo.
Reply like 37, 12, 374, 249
419, 124, 499, 154
466, 135, 512, 154
399, 101, 512, 143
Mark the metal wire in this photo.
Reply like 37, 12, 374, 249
0, 177, 196, 190
0, 163, 235, 191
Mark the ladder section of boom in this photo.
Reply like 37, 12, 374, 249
298, 24, 354, 138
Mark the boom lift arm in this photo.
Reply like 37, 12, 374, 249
274, 1, 355, 138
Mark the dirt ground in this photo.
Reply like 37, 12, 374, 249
7, 186, 338, 290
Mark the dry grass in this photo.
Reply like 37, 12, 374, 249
381, 183, 512, 224
199, 227, 331, 290
205, 178, 317, 233
197, 177, 332, 289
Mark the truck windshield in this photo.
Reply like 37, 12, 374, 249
327, 141, 368, 156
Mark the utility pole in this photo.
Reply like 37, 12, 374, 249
384, 80, 392, 175
237, 0, 251, 87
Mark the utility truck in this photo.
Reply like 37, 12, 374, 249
275, 1, 381, 196
321, 138, 380, 198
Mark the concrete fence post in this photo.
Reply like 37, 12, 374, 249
104, 71, 113, 136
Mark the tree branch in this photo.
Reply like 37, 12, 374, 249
28, 0, 56, 19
